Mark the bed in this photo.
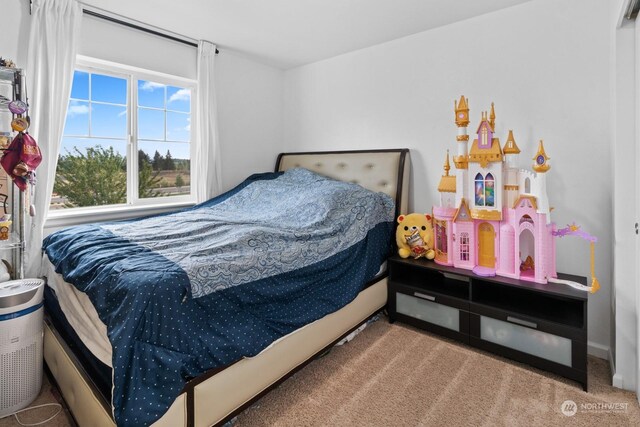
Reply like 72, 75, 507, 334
42, 148, 410, 427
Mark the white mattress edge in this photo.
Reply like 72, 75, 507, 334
42, 254, 387, 370
42, 253, 113, 367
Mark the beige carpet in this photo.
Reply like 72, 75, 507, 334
235, 319, 640, 427
0, 372, 73, 427
2, 318, 638, 426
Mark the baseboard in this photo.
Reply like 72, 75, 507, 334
612, 373, 625, 389
608, 347, 616, 378
587, 340, 609, 360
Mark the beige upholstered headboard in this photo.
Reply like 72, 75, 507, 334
275, 149, 410, 218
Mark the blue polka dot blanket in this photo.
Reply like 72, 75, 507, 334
43, 168, 395, 427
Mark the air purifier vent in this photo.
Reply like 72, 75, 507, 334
0, 279, 44, 418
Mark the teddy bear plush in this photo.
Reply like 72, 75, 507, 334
396, 213, 435, 260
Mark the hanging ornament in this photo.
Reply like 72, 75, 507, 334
7, 100, 28, 115
11, 117, 29, 132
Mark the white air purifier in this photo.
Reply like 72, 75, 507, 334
0, 279, 45, 418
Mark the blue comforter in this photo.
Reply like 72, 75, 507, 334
43, 169, 395, 427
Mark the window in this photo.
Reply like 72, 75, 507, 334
52, 59, 196, 211
474, 172, 495, 207
459, 232, 470, 261
435, 220, 447, 254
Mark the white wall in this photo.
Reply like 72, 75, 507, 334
284, 0, 613, 357
216, 52, 284, 190
0, 0, 30, 66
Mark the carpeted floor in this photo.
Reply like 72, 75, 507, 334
2, 317, 638, 426
0, 372, 73, 427
234, 319, 640, 427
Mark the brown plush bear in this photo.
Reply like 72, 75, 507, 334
396, 213, 435, 260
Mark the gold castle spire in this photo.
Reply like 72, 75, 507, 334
443, 150, 451, 176
489, 102, 496, 130
532, 139, 551, 173
438, 150, 456, 193
503, 130, 521, 154
455, 95, 470, 127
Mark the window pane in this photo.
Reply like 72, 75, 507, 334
166, 86, 190, 112
52, 138, 127, 210
166, 112, 190, 142
138, 80, 165, 108
474, 180, 484, 206
138, 141, 190, 199
63, 100, 90, 136
70, 71, 89, 100
91, 74, 127, 104
138, 107, 165, 140
92, 103, 127, 138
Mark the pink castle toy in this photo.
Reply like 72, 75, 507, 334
432, 96, 557, 283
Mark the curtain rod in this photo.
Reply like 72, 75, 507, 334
83, 9, 219, 54
28, 1, 218, 54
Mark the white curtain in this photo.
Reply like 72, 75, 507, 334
195, 40, 222, 202
25, 0, 82, 277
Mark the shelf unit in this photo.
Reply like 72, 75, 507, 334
0, 66, 26, 279
387, 255, 588, 390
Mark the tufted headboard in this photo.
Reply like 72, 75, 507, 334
275, 149, 410, 218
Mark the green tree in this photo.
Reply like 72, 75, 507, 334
152, 150, 163, 171
138, 149, 152, 170
54, 145, 162, 207
175, 174, 185, 188
138, 161, 162, 198
164, 150, 175, 170
54, 146, 126, 207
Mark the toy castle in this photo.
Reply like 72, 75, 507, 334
432, 96, 557, 283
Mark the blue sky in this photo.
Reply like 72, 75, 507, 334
63, 71, 191, 160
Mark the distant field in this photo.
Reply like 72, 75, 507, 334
155, 170, 191, 188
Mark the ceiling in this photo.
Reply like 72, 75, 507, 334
83, 0, 532, 69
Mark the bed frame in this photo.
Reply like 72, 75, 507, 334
43, 148, 410, 427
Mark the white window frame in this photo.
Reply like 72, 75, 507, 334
48, 56, 197, 226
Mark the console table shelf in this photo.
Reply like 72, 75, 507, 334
387, 256, 589, 391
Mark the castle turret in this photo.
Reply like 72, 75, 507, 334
454, 96, 470, 205
489, 102, 496, 131
502, 130, 521, 208
438, 150, 456, 208
502, 130, 521, 167
532, 139, 550, 173
532, 140, 551, 222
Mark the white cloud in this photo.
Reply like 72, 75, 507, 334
140, 81, 165, 92
168, 88, 190, 103
67, 102, 89, 117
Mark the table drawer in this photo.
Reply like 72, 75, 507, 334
474, 314, 572, 367
396, 292, 460, 331
390, 285, 469, 343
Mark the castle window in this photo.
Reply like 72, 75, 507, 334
459, 232, 470, 261
474, 173, 484, 206
475, 173, 495, 207
435, 220, 447, 255
485, 173, 495, 207
525, 177, 531, 193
